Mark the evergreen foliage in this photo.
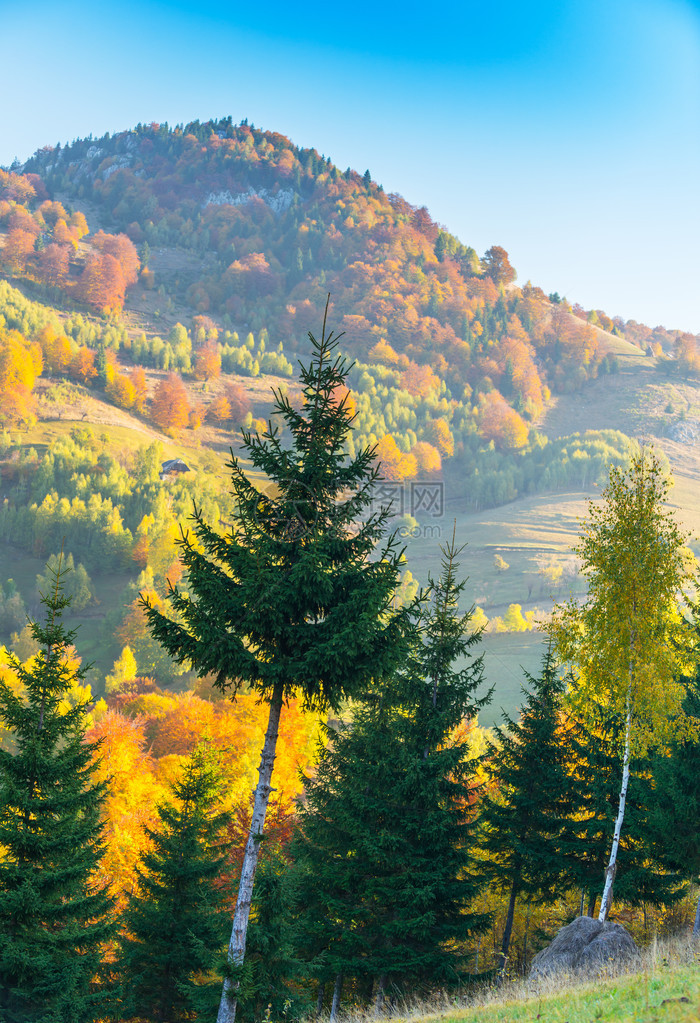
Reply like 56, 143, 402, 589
140, 304, 413, 1021
646, 666, 700, 907
290, 536, 489, 1009
141, 302, 411, 710
235, 845, 311, 1023
479, 647, 573, 972
119, 740, 230, 1022
0, 565, 114, 1023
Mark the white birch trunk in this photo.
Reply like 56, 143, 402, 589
217, 683, 284, 1023
693, 889, 700, 938
598, 692, 632, 923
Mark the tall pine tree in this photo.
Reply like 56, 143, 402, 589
291, 534, 489, 1011
0, 565, 114, 1023
479, 647, 573, 976
141, 302, 412, 1023
119, 740, 230, 1022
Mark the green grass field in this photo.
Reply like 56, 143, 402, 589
437, 964, 700, 1023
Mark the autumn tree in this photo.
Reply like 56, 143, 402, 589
38, 243, 70, 288
481, 246, 516, 286
141, 305, 412, 1023
548, 450, 697, 922
0, 229, 35, 275
91, 231, 140, 287
478, 392, 528, 450
0, 326, 42, 427
194, 341, 222, 382
79, 252, 126, 313
68, 346, 97, 385
150, 373, 191, 434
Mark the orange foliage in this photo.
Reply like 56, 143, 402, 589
91, 230, 140, 287
36, 326, 73, 376
0, 327, 42, 426
423, 417, 454, 458
411, 441, 441, 474
150, 372, 191, 433
8, 206, 40, 237
79, 252, 126, 313
375, 434, 418, 481
38, 243, 70, 288
106, 372, 137, 410
0, 169, 36, 203
224, 381, 252, 424
400, 361, 441, 399
1, 229, 36, 274
329, 384, 357, 420
68, 346, 97, 384
52, 219, 78, 250
129, 366, 148, 412
478, 391, 529, 450
193, 341, 221, 381
206, 394, 232, 423
68, 210, 89, 239
86, 710, 165, 910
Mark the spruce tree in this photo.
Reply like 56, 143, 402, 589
119, 740, 230, 1022
141, 302, 411, 1023
479, 647, 573, 976
646, 668, 700, 933
0, 566, 114, 1023
291, 535, 489, 1011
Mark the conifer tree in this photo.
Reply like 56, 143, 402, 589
0, 565, 114, 1023
141, 302, 411, 1023
119, 740, 230, 1022
291, 534, 489, 1011
646, 668, 700, 934
479, 647, 573, 976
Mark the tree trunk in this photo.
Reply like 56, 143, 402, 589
499, 875, 520, 976
693, 889, 700, 939
329, 973, 343, 1023
373, 974, 388, 1015
315, 982, 325, 1018
587, 893, 597, 917
217, 684, 284, 1023
599, 693, 632, 923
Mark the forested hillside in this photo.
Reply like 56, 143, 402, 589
1, 117, 700, 1022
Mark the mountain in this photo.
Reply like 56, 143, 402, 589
1, 117, 700, 716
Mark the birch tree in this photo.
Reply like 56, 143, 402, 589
141, 303, 411, 1023
548, 450, 697, 923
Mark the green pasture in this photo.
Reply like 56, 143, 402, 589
432, 961, 700, 1023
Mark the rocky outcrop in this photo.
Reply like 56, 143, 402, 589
529, 916, 640, 980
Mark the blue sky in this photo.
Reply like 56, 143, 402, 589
2, 0, 699, 331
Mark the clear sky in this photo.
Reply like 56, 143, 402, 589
2, 0, 699, 331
